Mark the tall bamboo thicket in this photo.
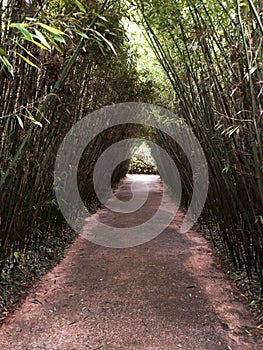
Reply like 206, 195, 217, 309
1, 0, 263, 295
135, 0, 263, 287
0, 0, 153, 270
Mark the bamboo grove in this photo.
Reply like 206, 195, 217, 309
0, 0, 263, 310
133, 0, 263, 289
0, 0, 154, 275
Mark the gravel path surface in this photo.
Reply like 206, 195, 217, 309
0, 175, 262, 350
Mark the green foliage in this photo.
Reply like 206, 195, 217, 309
128, 142, 158, 174
123, 9, 172, 107
129, 157, 158, 174
3, 20, 66, 71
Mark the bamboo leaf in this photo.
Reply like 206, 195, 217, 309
33, 28, 51, 49
18, 44, 37, 59
73, 0, 86, 13
17, 53, 39, 68
91, 29, 117, 55
51, 33, 66, 44
13, 252, 19, 260
96, 14, 109, 22
30, 39, 48, 50
255, 215, 263, 224
37, 22, 64, 35
25, 17, 37, 22
23, 37, 49, 50
0, 56, 13, 74
0, 48, 7, 56
32, 120, 42, 127
249, 67, 257, 75
74, 30, 89, 39
10, 22, 29, 28
10, 23, 33, 40
15, 115, 24, 129
48, 39, 62, 52
244, 67, 257, 80
25, 109, 43, 127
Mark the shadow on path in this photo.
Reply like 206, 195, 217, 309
0, 175, 261, 349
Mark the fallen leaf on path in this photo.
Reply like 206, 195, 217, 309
68, 320, 79, 325
31, 299, 42, 304
221, 322, 230, 331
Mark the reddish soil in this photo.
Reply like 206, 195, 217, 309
0, 175, 262, 350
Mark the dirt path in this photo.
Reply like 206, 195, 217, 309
0, 175, 262, 350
